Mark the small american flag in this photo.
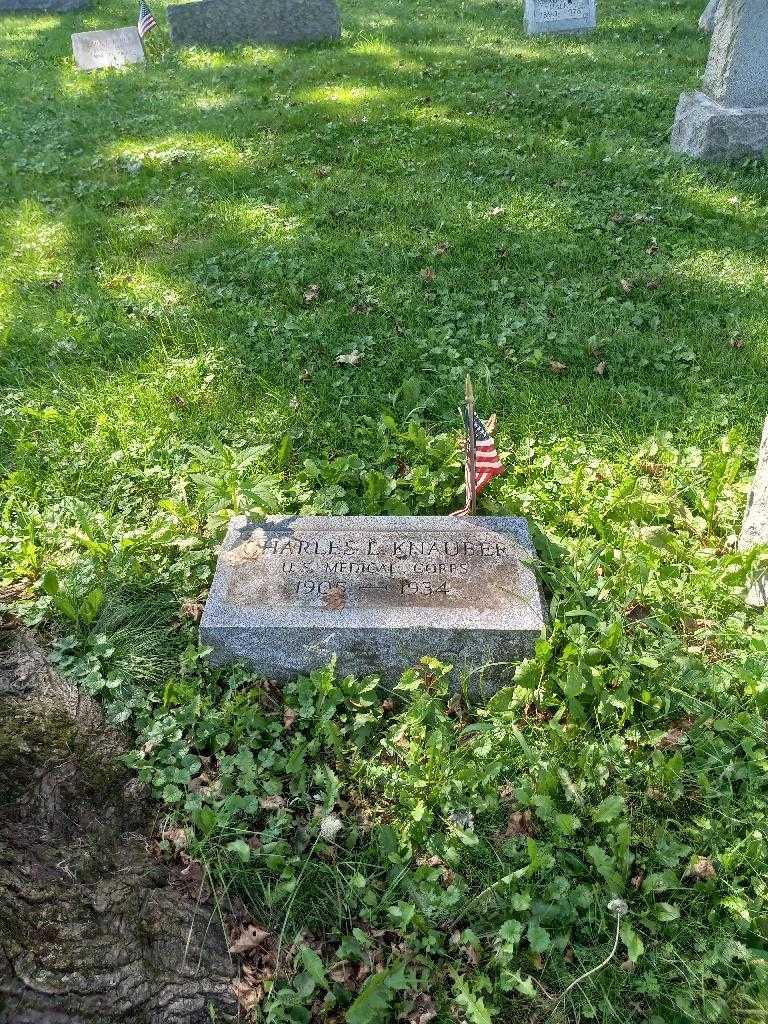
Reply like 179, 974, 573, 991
451, 411, 505, 517
138, 0, 157, 38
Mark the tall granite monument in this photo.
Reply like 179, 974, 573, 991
672, 0, 768, 159
699, 0, 721, 32
524, 0, 596, 35
201, 515, 546, 688
167, 0, 341, 49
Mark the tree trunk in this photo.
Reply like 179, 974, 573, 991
0, 623, 237, 1023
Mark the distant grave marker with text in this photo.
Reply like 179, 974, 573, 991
0, 0, 87, 10
72, 28, 145, 70
167, 0, 341, 49
524, 0, 596, 35
202, 515, 546, 688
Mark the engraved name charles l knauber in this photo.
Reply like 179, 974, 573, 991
201, 515, 547, 687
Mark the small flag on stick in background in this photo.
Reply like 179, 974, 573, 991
451, 375, 505, 517
138, 0, 157, 38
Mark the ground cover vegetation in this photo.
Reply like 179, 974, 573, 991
1, 0, 768, 1019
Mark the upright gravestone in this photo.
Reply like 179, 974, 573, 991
167, 0, 341, 48
672, 0, 768, 159
524, 0, 596, 35
201, 515, 546, 688
740, 417, 768, 608
72, 27, 145, 70
0, 0, 88, 10
699, 0, 720, 32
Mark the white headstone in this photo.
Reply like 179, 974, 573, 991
72, 28, 145, 71
524, 0, 596, 35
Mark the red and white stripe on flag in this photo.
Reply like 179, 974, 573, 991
451, 412, 505, 516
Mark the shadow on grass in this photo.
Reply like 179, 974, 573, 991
0, 0, 767, 461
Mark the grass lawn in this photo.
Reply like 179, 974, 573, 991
2, 0, 768, 1020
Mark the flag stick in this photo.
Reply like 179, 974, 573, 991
464, 374, 477, 516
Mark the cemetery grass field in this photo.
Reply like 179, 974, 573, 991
2, 0, 768, 1020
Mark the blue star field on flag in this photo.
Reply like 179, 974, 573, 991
138, 0, 157, 38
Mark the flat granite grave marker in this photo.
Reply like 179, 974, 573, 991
739, 417, 768, 608
72, 27, 145, 70
167, 0, 341, 49
672, 0, 768, 159
524, 0, 596, 36
0, 0, 88, 11
201, 515, 546, 686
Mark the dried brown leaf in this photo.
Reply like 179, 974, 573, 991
656, 716, 694, 750
420, 267, 436, 283
463, 944, 480, 966
624, 602, 652, 624
335, 349, 362, 366
232, 978, 263, 1012
161, 826, 187, 851
594, 361, 607, 377
260, 795, 286, 810
229, 924, 272, 955
303, 283, 320, 303
548, 359, 567, 374
506, 809, 536, 837
178, 856, 210, 902
330, 962, 353, 985
283, 707, 298, 730
406, 992, 437, 1024
686, 856, 716, 882
657, 727, 686, 750
179, 599, 204, 624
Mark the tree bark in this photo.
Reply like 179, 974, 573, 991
0, 623, 237, 1023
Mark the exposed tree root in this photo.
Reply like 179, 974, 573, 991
0, 624, 237, 1023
